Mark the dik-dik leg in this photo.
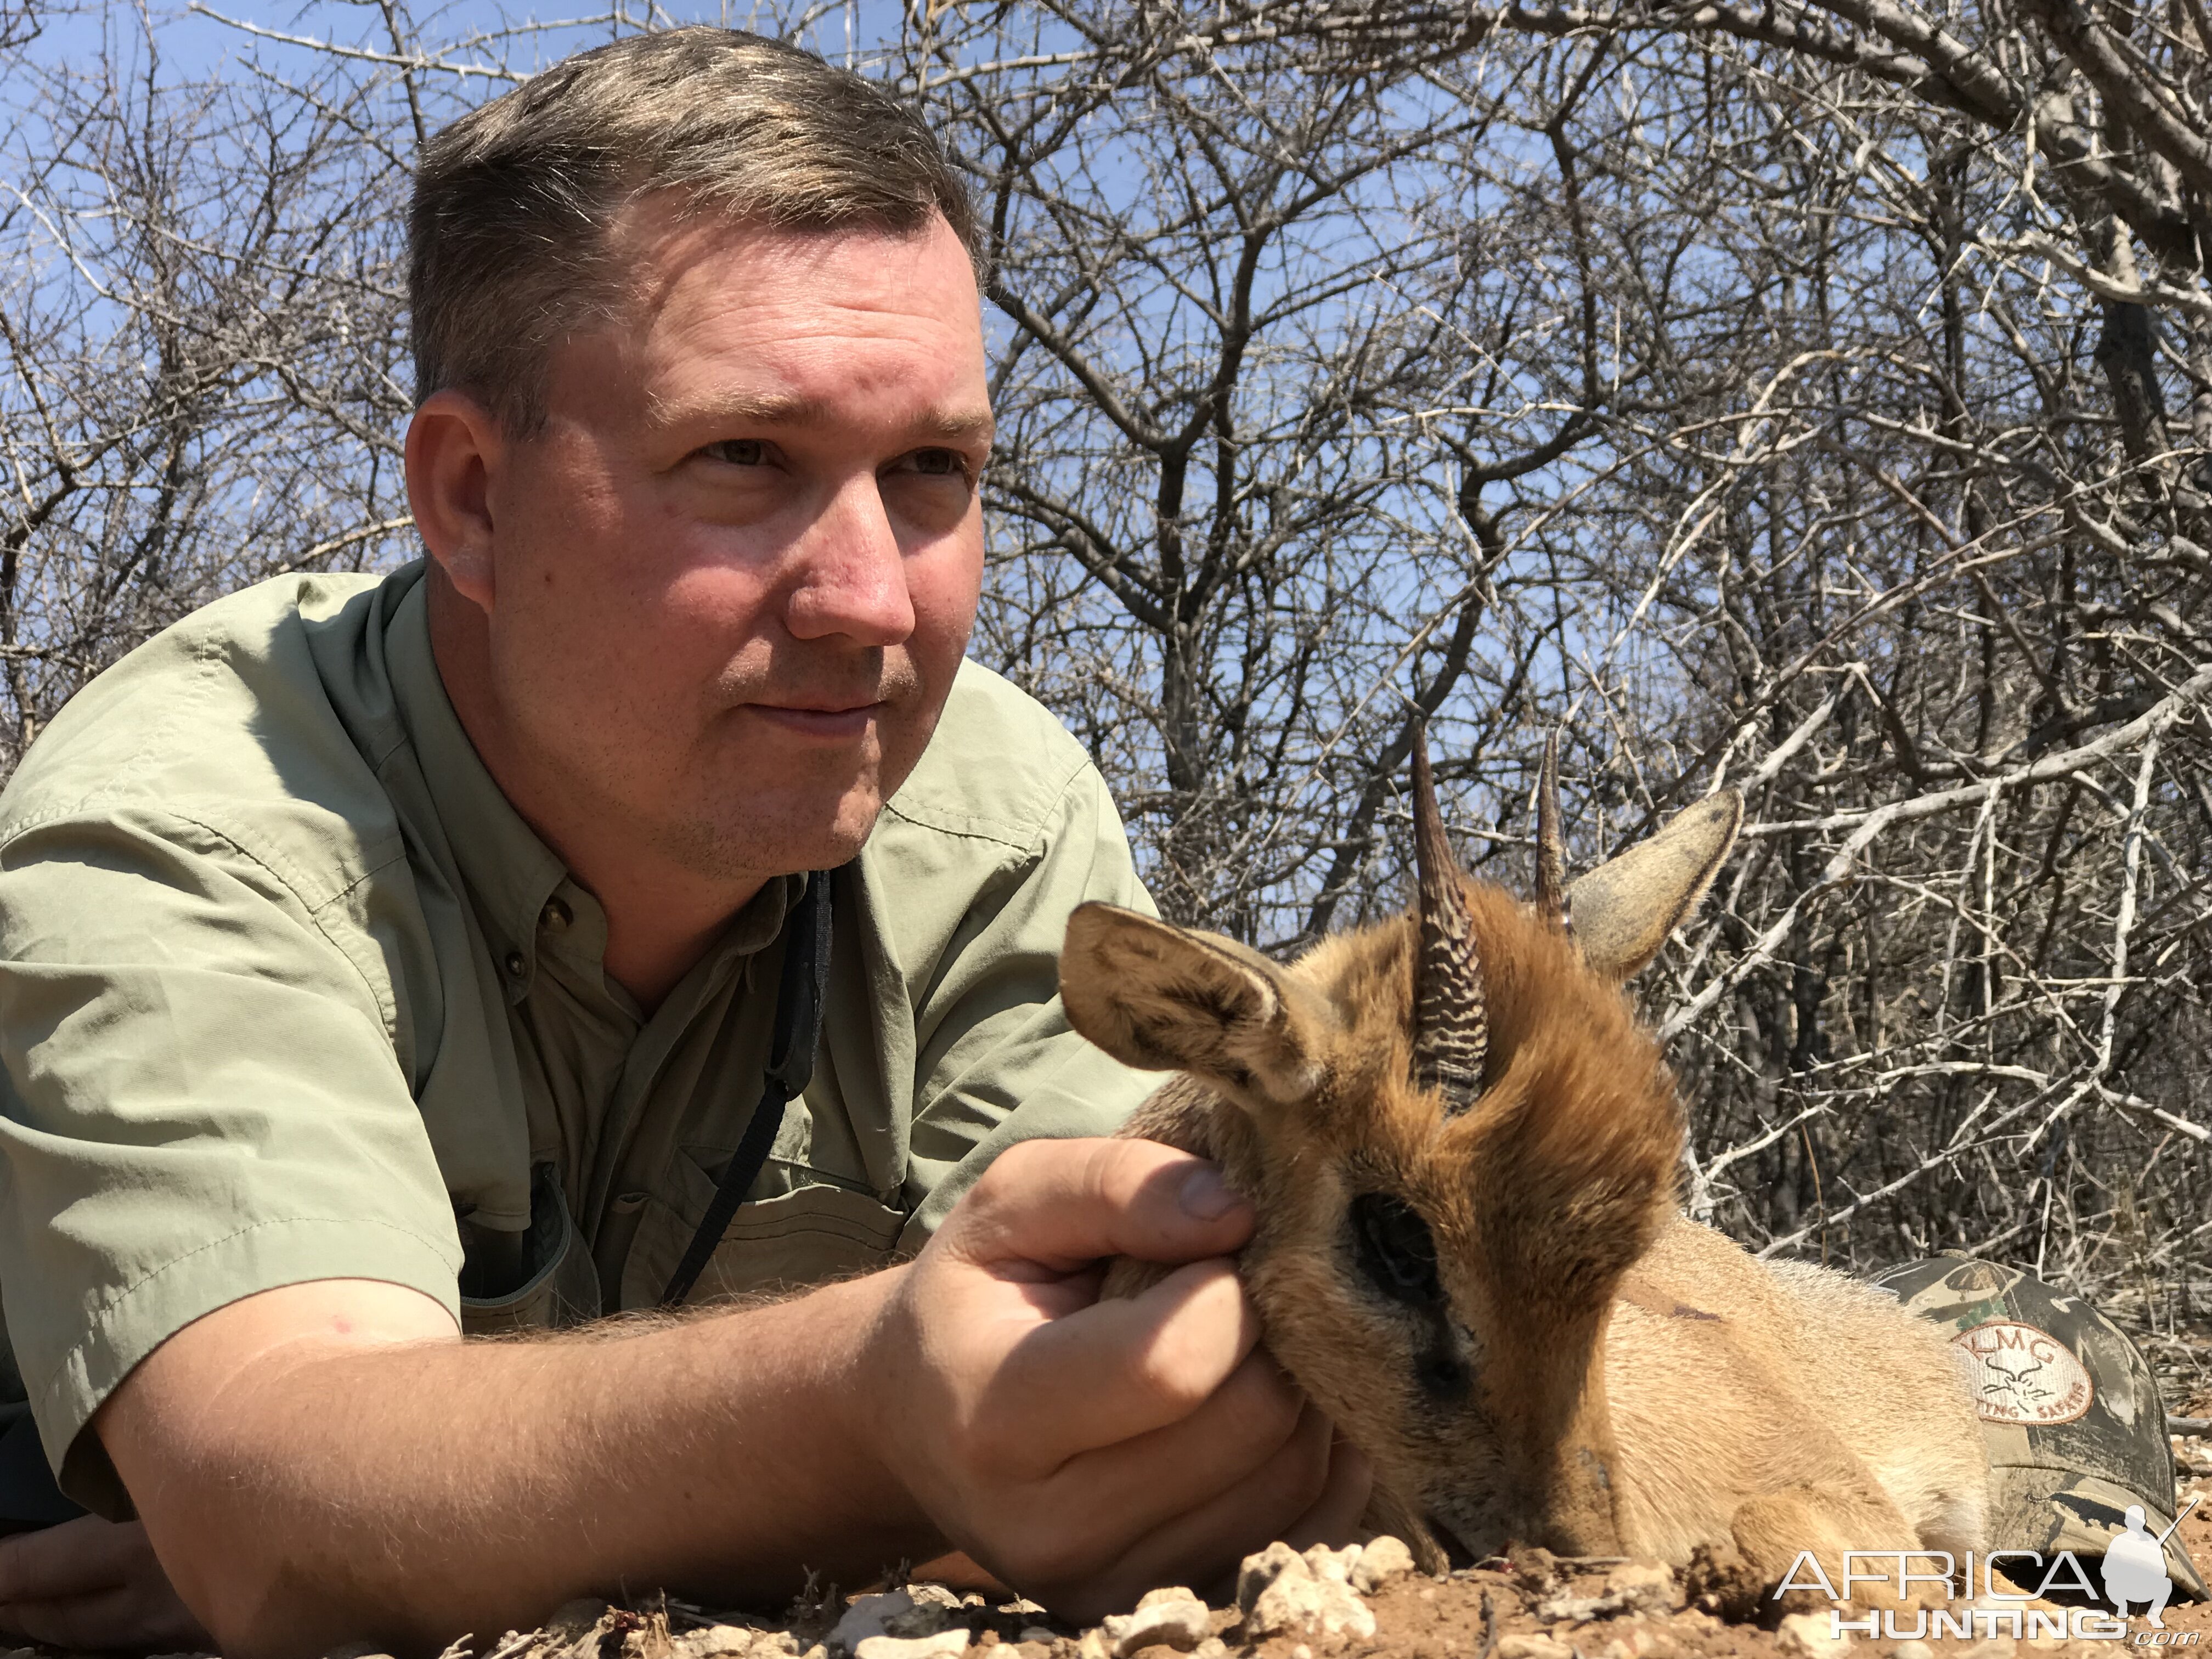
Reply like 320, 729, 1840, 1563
1729, 1481, 1948, 1617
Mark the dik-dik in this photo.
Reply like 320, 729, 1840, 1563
1059, 740, 1989, 1601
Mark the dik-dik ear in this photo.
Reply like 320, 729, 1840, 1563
1567, 790, 1743, 981
1060, 902, 1338, 1111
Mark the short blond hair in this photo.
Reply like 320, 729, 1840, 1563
409, 27, 979, 433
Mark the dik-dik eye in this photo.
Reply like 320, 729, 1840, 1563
1349, 1192, 1443, 1306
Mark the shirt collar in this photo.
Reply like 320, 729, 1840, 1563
383, 570, 568, 992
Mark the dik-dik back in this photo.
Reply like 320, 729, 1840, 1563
1059, 740, 1988, 1596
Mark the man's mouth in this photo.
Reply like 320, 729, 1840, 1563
748, 702, 883, 740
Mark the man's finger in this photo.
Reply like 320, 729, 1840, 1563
0, 1516, 136, 1602
0, 1517, 208, 1651
1015, 1348, 1308, 1554
944, 1139, 1252, 1274
980, 1259, 1262, 1462
958, 1354, 1313, 1608
1278, 1435, 1375, 1554
1041, 1400, 1340, 1623
0, 1581, 210, 1653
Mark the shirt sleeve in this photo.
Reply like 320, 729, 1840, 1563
0, 808, 464, 1516
888, 759, 1167, 1249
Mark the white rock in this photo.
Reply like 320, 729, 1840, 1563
1246, 1562, 1376, 1641
1891, 1643, 1936, 1659
1493, 1637, 1574, 1659
1135, 1588, 1198, 1612
1078, 1630, 1111, 1659
673, 1627, 766, 1659
1350, 1536, 1416, 1594
1602, 1561, 1678, 1614
1235, 1537, 1378, 1638
1237, 1543, 1304, 1613
832, 1588, 967, 1654
1534, 1558, 1682, 1625
1301, 1543, 1359, 1584
1101, 1599, 1210, 1656
1776, 1611, 1853, 1658
1192, 1642, 1227, 1659
1957, 1641, 2016, 1659
854, 1634, 970, 1659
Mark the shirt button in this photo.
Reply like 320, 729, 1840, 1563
504, 949, 527, 980
540, 897, 572, 933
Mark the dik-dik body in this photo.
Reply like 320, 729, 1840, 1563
1059, 741, 1989, 1599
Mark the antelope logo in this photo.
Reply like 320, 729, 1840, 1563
1062, 734, 1992, 1607
1954, 1321, 2094, 1425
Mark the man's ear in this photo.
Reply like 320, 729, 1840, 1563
404, 388, 505, 612
1567, 789, 1743, 981
1060, 903, 1337, 1111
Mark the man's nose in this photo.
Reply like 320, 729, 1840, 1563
784, 473, 916, 646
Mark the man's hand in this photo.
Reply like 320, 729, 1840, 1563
866, 1138, 1372, 1620
0, 1515, 210, 1652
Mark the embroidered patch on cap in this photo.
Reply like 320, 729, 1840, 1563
1954, 1319, 2094, 1425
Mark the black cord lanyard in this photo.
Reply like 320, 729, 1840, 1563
660, 867, 835, 1307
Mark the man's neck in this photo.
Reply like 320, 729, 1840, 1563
589, 867, 768, 1013
424, 567, 760, 1011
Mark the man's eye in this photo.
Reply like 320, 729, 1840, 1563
905, 448, 971, 479
702, 439, 769, 467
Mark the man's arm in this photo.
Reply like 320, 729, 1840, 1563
100, 1139, 1368, 1659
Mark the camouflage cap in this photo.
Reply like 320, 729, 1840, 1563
1873, 1255, 2207, 1602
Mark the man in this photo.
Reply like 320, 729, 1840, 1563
0, 30, 1368, 1656
2102, 1506, 2175, 1628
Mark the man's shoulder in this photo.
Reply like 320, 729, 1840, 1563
0, 569, 411, 900
879, 661, 1104, 854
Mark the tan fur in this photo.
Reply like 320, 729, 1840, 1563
1066, 877, 1989, 1607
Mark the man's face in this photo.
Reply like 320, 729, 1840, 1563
472, 207, 990, 885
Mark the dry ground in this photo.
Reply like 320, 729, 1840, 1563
348, 1416, 2212, 1659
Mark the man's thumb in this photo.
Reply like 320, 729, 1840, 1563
944, 1137, 1255, 1272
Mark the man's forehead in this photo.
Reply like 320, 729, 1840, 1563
592, 196, 989, 431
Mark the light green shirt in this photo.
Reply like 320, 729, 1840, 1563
0, 562, 1157, 1514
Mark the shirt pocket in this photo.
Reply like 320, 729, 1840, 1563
460, 1165, 602, 1335
619, 1146, 909, 1311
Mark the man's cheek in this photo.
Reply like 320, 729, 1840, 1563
913, 529, 984, 636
